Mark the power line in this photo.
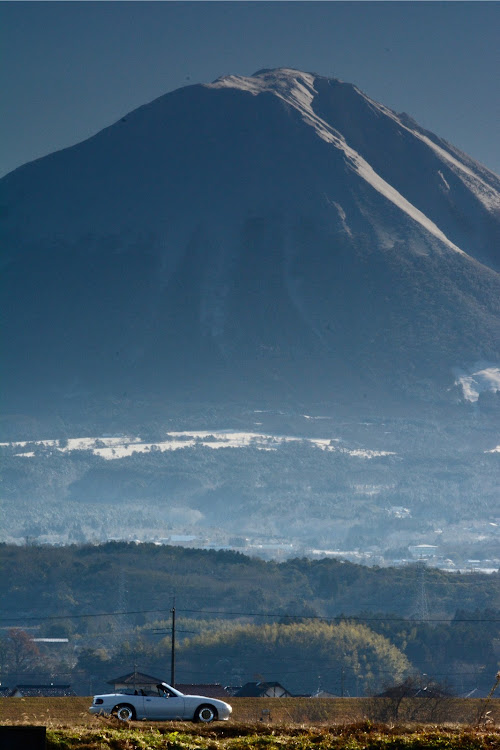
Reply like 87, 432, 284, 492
1, 606, 499, 626
0, 608, 172, 623
19, 627, 199, 638
176, 608, 500, 624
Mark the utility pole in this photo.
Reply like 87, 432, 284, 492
170, 604, 176, 687
340, 666, 345, 698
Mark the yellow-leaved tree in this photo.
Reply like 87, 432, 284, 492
176, 620, 410, 696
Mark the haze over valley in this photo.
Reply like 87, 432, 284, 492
2, 403, 499, 570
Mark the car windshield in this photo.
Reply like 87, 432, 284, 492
157, 683, 179, 697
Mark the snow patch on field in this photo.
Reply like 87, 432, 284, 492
1, 430, 395, 461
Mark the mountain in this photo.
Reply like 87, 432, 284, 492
1, 67, 500, 421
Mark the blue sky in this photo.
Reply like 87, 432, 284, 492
1, 1, 499, 177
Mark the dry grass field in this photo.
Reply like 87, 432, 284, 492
1, 696, 500, 726
1, 697, 500, 749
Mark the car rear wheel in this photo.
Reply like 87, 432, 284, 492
114, 704, 136, 722
194, 704, 218, 723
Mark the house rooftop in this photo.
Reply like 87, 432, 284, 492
235, 681, 291, 697
9, 684, 75, 697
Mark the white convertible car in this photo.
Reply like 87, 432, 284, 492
89, 682, 232, 723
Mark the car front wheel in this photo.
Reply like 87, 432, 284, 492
194, 704, 218, 723
114, 704, 136, 722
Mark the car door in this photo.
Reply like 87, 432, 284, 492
144, 689, 185, 720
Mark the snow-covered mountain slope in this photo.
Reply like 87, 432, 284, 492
210, 69, 499, 262
1, 68, 499, 414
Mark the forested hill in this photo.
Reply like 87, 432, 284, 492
2, 542, 498, 624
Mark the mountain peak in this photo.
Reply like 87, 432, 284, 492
251, 67, 304, 77
1, 67, 499, 414
209, 67, 318, 100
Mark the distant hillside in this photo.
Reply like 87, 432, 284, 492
2, 543, 498, 623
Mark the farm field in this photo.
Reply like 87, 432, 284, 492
1, 697, 500, 748
1, 696, 500, 725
